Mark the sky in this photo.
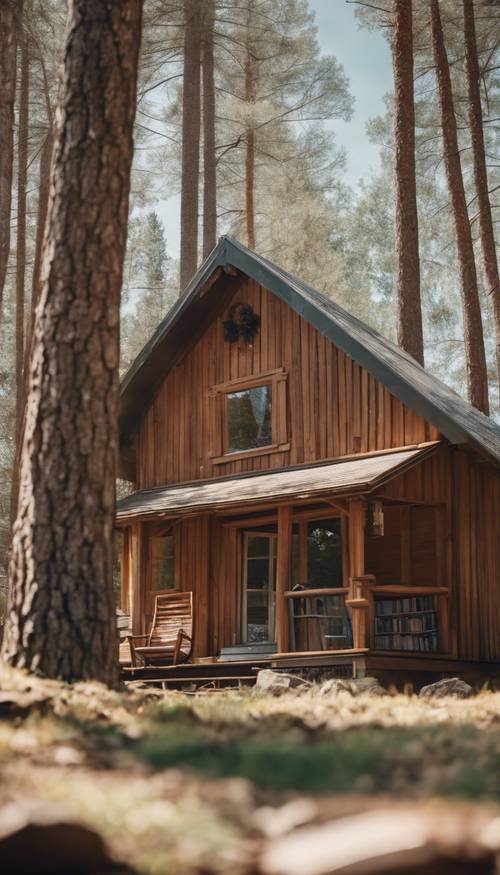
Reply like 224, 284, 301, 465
156, 0, 393, 258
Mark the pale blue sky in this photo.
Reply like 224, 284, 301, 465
156, 0, 393, 257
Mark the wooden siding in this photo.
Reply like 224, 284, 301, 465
452, 451, 500, 661
135, 277, 439, 488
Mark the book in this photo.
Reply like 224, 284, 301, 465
374, 595, 439, 652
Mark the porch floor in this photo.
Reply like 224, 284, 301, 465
121, 649, 500, 690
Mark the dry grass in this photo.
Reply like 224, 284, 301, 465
1, 664, 500, 873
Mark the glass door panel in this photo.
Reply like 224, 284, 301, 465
242, 533, 277, 643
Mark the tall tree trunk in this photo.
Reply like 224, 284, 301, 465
31, 54, 54, 315
463, 0, 500, 392
245, 48, 256, 250
0, 0, 19, 323
202, 0, 216, 260
1, 0, 143, 686
11, 19, 29, 526
31, 127, 54, 314
179, 0, 201, 291
392, 0, 424, 366
429, 0, 489, 414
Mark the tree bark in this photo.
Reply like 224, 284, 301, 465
2, 0, 143, 686
202, 0, 217, 260
179, 0, 201, 291
31, 54, 54, 316
245, 48, 256, 250
429, 0, 489, 414
463, 0, 500, 392
0, 0, 19, 323
392, 0, 424, 366
11, 19, 29, 526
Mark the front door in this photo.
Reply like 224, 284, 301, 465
241, 531, 277, 644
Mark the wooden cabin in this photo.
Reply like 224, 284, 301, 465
117, 237, 500, 685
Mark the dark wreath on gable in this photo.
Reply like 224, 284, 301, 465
223, 303, 261, 344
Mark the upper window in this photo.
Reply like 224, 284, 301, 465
209, 368, 289, 463
227, 384, 272, 453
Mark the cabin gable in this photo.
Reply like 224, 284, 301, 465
134, 274, 439, 489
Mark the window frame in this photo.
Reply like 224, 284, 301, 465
208, 368, 289, 464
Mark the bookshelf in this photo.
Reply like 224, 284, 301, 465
374, 594, 439, 652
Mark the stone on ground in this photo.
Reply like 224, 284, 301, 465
319, 676, 388, 698
254, 669, 311, 696
419, 677, 474, 699
0, 802, 136, 874
260, 807, 497, 875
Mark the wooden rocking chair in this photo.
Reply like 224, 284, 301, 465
127, 591, 193, 667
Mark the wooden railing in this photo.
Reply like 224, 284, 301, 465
346, 578, 449, 652
284, 587, 352, 652
283, 579, 450, 654
345, 575, 375, 650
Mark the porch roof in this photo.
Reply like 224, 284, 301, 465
116, 443, 437, 521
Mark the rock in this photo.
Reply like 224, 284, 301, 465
319, 677, 388, 698
0, 802, 136, 874
260, 808, 496, 875
350, 677, 387, 697
419, 677, 474, 699
0, 690, 54, 719
254, 669, 311, 696
319, 679, 353, 697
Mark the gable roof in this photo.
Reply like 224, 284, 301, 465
120, 236, 500, 465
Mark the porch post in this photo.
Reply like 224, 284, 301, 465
348, 498, 366, 581
120, 528, 131, 614
276, 504, 293, 653
130, 522, 146, 635
347, 498, 369, 649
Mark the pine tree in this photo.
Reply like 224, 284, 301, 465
429, 0, 489, 414
202, 0, 216, 258
0, 0, 19, 325
463, 0, 500, 391
392, 0, 424, 365
179, 0, 201, 291
2, 0, 143, 685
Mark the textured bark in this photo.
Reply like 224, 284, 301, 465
202, 0, 216, 259
31, 53, 54, 316
463, 0, 500, 391
179, 0, 201, 291
429, 0, 489, 414
11, 22, 29, 526
0, 0, 19, 323
31, 126, 54, 315
392, 0, 424, 366
245, 48, 256, 250
2, 0, 143, 686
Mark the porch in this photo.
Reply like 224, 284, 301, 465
116, 442, 461, 682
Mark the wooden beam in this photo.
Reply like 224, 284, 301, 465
348, 498, 366, 581
130, 522, 146, 635
276, 505, 293, 653
348, 498, 367, 648
325, 498, 350, 517
120, 528, 131, 614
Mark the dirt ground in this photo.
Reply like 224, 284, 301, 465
1, 665, 500, 874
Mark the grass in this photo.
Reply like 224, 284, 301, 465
1, 665, 500, 873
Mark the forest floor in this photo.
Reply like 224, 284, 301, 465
1, 665, 500, 874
